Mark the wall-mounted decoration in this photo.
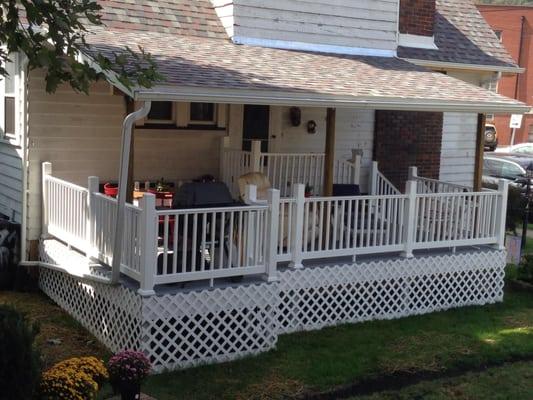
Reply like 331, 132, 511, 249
289, 107, 301, 127
307, 120, 317, 134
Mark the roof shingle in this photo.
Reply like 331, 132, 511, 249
398, 0, 517, 69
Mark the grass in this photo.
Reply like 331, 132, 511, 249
3, 287, 533, 399
142, 289, 533, 399
354, 360, 533, 399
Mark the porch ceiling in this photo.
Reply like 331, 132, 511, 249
85, 28, 528, 114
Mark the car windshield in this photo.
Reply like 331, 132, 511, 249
513, 145, 533, 155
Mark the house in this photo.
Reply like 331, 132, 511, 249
0, 0, 528, 372
478, 4, 533, 146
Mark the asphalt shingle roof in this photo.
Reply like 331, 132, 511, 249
85, 28, 525, 110
397, 0, 518, 69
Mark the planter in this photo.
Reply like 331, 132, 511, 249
115, 381, 141, 400
104, 182, 119, 197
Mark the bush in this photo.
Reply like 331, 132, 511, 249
484, 182, 527, 234
0, 305, 41, 399
108, 350, 151, 385
518, 254, 533, 284
39, 357, 108, 400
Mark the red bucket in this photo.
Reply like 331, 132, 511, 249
104, 182, 119, 197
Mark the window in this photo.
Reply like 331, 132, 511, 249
513, 144, 533, 155
501, 161, 524, 180
494, 30, 503, 42
189, 103, 215, 124
1, 57, 16, 138
146, 101, 174, 124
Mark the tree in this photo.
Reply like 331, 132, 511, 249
0, 0, 162, 93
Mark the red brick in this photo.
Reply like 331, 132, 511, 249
399, 0, 436, 37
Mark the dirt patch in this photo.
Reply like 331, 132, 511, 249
0, 290, 110, 369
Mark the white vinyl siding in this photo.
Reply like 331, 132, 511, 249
26, 70, 224, 241
214, 0, 399, 52
440, 112, 477, 187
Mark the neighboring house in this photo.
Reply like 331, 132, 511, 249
478, 4, 533, 146
0, 0, 528, 372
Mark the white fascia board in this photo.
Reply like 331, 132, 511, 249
134, 86, 529, 114
402, 57, 524, 74
232, 36, 397, 58
398, 34, 438, 50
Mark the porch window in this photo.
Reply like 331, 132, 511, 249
146, 101, 174, 124
189, 102, 215, 124
1, 57, 16, 138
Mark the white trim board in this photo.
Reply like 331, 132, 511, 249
398, 34, 438, 50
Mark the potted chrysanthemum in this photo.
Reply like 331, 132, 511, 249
107, 350, 151, 400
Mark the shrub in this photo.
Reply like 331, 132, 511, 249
39, 357, 107, 400
0, 304, 41, 399
518, 254, 533, 284
108, 350, 151, 385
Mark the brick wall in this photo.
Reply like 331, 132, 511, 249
373, 111, 443, 191
399, 0, 436, 37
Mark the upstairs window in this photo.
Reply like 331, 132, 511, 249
189, 103, 215, 124
146, 101, 174, 124
1, 57, 16, 139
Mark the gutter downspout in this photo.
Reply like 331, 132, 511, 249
111, 100, 151, 284
20, 54, 29, 262
511, 16, 526, 145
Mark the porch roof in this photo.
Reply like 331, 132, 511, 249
85, 28, 528, 114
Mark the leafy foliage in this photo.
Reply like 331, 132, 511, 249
0, 0, 162, 93
0, 304, 41, 400
518, 254, 533, 283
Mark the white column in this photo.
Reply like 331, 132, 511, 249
251, 140, 262, 173
41, 162, 52, 237
289, 183, 305, 269
408, 166, 418, 180
87, 176, 99, 258
401, 180, 417, 258
369, 161, 379, 195
349, 150, 363, 186
265, 188, 280, 282
138, 193, 157, 296
494, 179, 509, 251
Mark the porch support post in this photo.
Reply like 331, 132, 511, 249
138, 193, 157, 296
474, 113, 486, 192
494, 179, 509, 251
289, 183, 305, 269
369, 161, 379, 195
324, 108, 336, 197
408, 166, 418, 180
251, 140, 262, 172
349, 149, 363, 186
401, 180, 417, 258
112, 101, 152, 285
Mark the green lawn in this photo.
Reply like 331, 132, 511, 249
142, 289, 533, 400
354, 360, 533, 400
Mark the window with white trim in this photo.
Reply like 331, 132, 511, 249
189, 102, 216, 125
0, 56, 17, 140
145, 101, 175, 124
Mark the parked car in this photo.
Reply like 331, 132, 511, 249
494, 142, 533, 155
483, 154, 533, 189
484, 123, 498, 151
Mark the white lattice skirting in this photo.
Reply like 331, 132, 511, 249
39, 241, 505, 372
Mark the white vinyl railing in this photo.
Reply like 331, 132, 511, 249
221, 140, 362, 198
42, 162, 509, 295
369, 161, 401, 196
42, 164, 89, 252
155, 204, 269, 285
408, 166, 471, 194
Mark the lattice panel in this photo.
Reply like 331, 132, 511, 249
277, 250, 505, 334
39, 242, 142, 353
141, 283, 279, 371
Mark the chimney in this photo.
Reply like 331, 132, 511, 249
399, 0, 436, 37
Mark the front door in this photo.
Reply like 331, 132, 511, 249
242, 105, 270, 152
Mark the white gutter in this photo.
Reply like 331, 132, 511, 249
134, 86, 530, 114
401, 58, 525, 74
111, 101, 151, 284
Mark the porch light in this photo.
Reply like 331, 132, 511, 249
307, 120, 317, 134
289, 107, 301, 127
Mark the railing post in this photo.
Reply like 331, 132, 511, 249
408, 166, 418, 180
289, 183, 305, 269
265, 189, 280, 282
86, 176, 99, 258
494, 179, 509, 251
369, 161, 378, 195
349, 149, 363, 185
243, 184, 260, 205
138, 193, 157, 296
219, 136, 229, 183
401, 180, 417, 258
251, 140, 262, 172
42, 162, 52, 237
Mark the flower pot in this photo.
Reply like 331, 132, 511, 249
104, 182, 119, 197
116, 381, 141, 400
